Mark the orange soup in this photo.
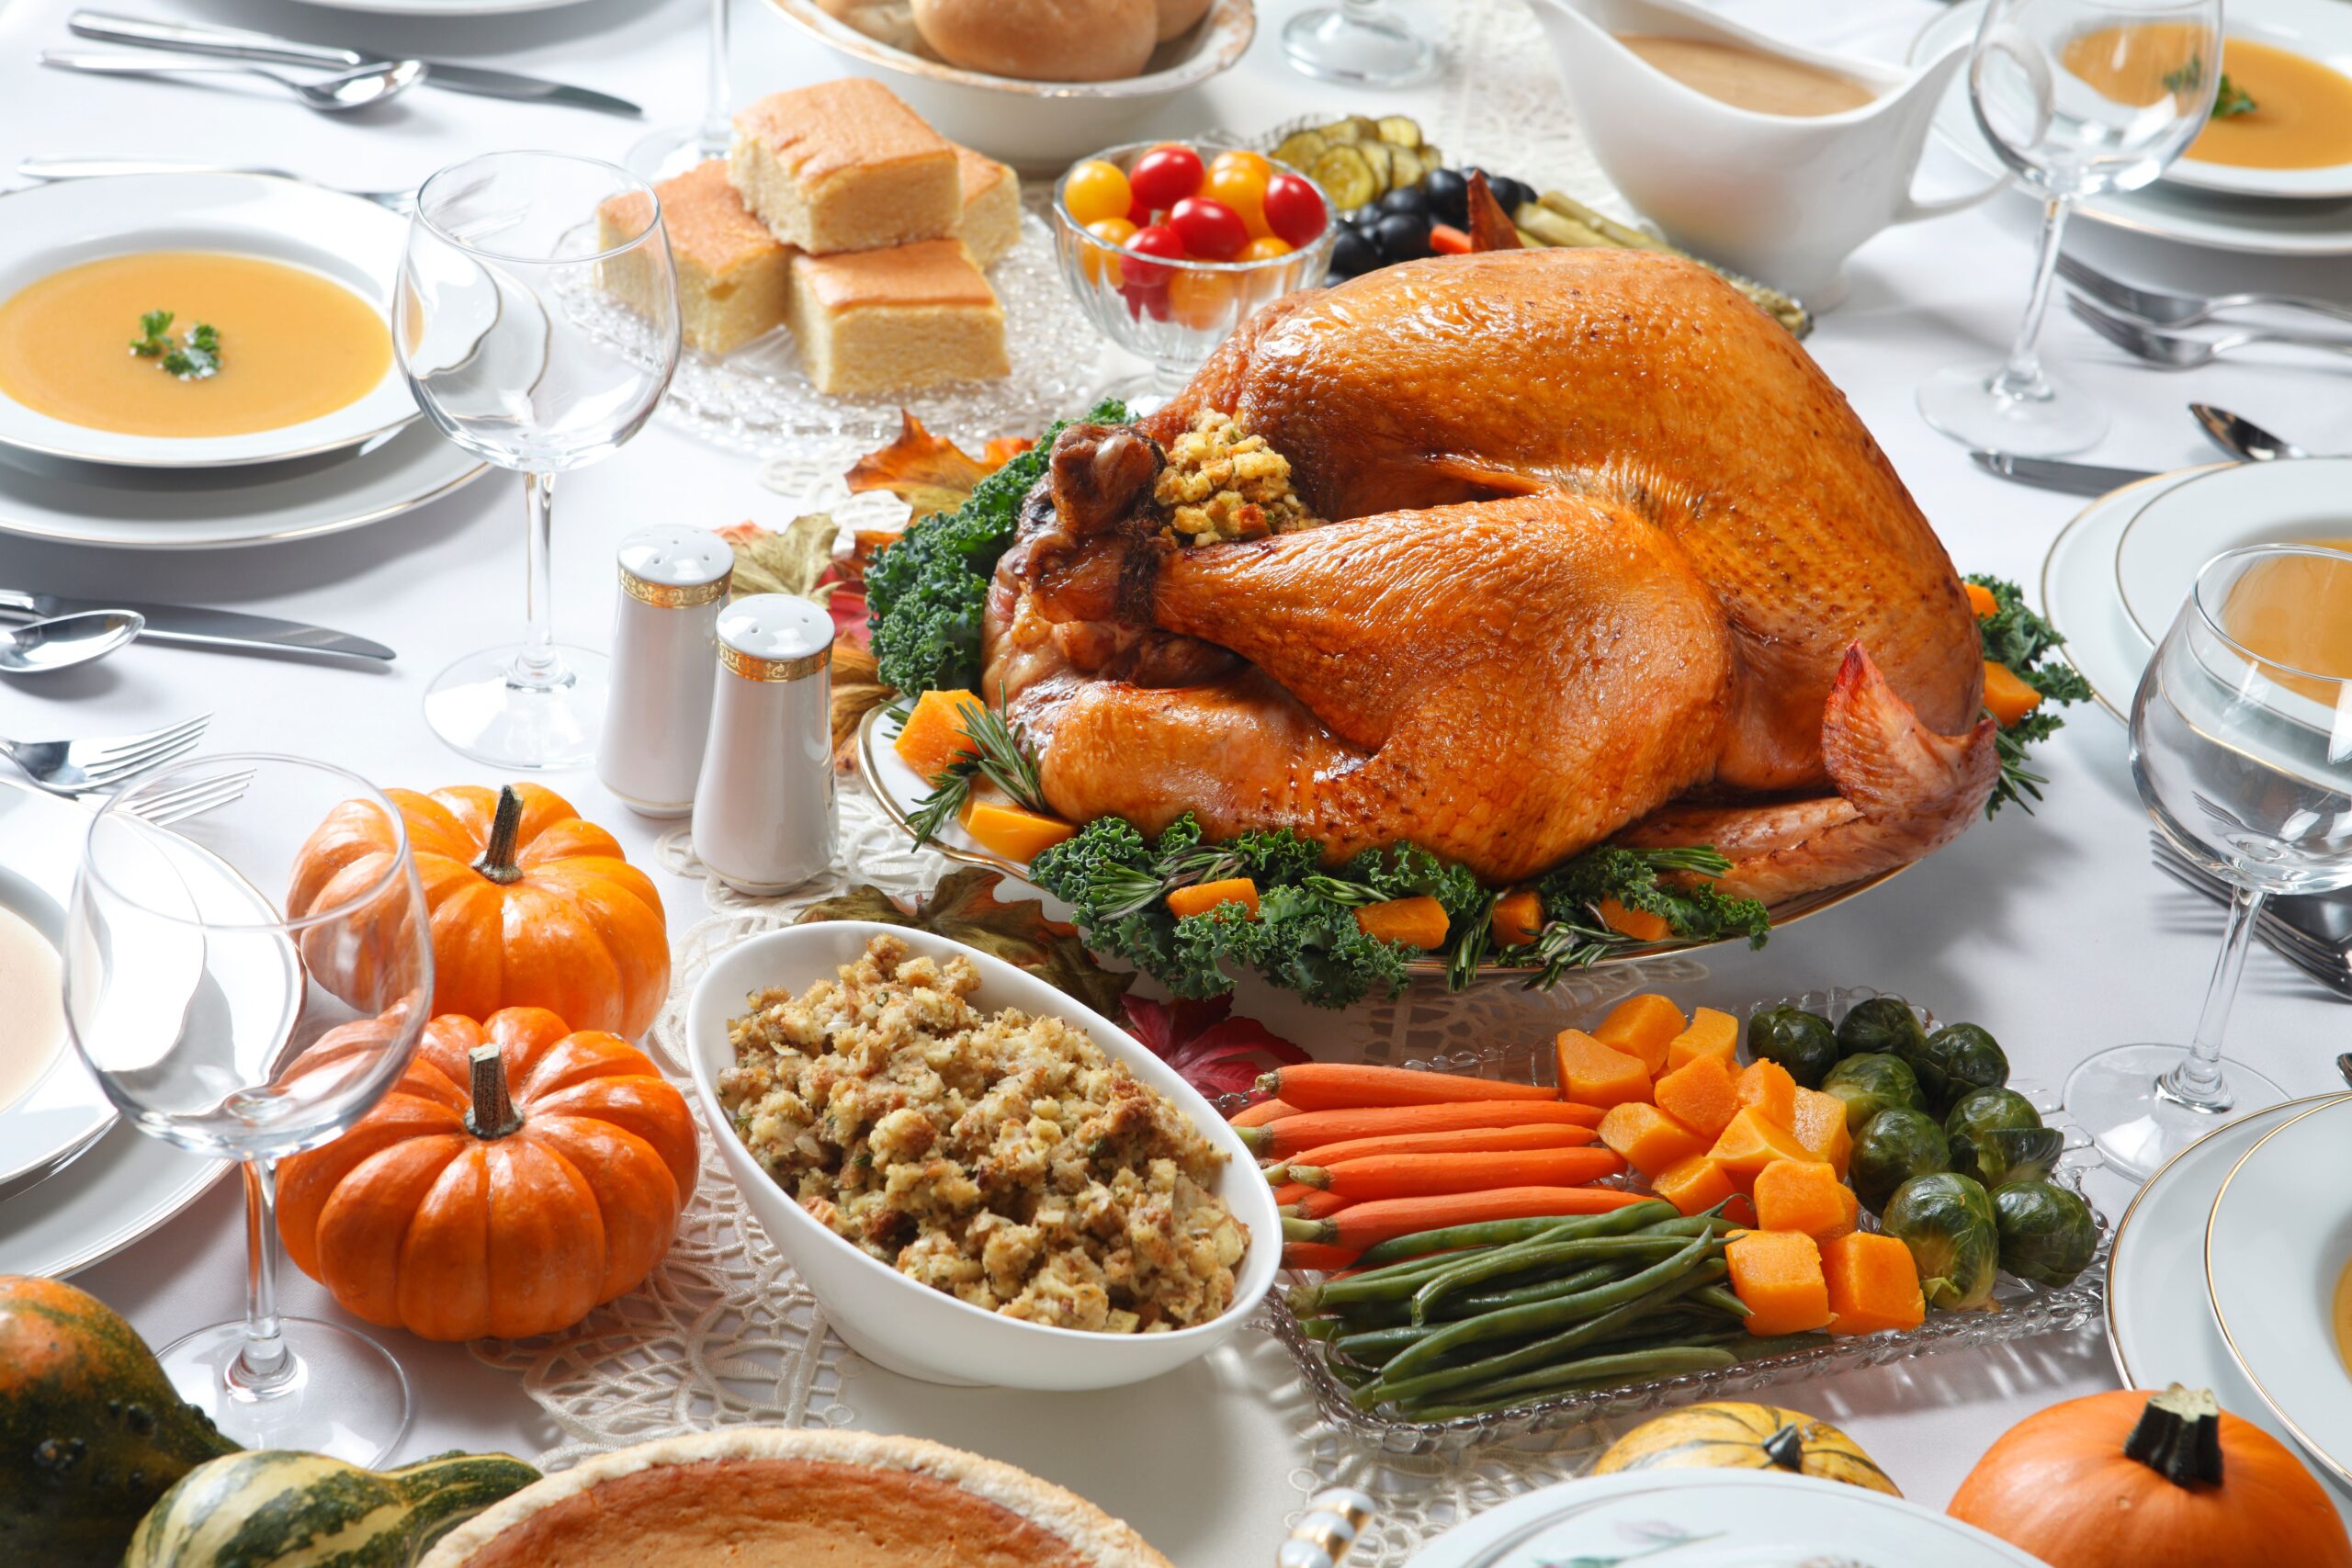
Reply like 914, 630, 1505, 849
0, 251, 392, 439
2060, 22, 2211, 109
2220, 537, 2352, 696
2189, 39, 2352, 171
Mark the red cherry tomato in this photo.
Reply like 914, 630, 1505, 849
1262, 172, 1329, 248
1170, 197, 1249, 261
1126, 193, 1156, 227
1128, 145, 1205, 211
1122, 222, 1187, 288
1121, 279, 1171, 321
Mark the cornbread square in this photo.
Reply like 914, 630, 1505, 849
598, 159, 792, 356
729, 79, 960, 254
956, 147, 1022, 270
786, 239, 1008, 395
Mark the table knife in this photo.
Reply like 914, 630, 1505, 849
68, 11, 642, 117
0, 590, 392, 662
1969, 450, 2156, 496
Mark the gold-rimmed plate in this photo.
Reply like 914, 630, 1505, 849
854, 704, 1902, 982
2038, 464, 2229, 722
2206, 1095, 2352, 1488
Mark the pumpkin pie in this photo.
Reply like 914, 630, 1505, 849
786, 238, 1007, 395
598, 159, 792, 356
957, 146, 1022, 269
729, 78, 961, 255
417, 1428, 1174, 1568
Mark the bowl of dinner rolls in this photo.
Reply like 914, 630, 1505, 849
769, 0, 1254, 169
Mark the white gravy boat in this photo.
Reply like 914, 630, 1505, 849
1525, 0, 2004, 308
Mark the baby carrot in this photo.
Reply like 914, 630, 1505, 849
1284, 1188, 1354, 1222
1272, 1180, 1316, 1207
1283, 1187, 1656, 1252
1229, 1098, 1299, 1129
1259, 1062, 1557, 1111
1269, 1122, 1597, 1181
1281, 1241, 1362, 1273
1238, 1101, 1603, 1160
1295, 1148, 1625, 1201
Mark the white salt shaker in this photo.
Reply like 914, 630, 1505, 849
693, 593, 836, 895
597, 525, 734, 818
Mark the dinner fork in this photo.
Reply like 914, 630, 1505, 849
14, 157, 413, 210
123, 766, 254, 827
0, 713, 208, 797
2068, 296, 2352, 371
2149, 832, 2352, 998
2057, 254, 2352, 331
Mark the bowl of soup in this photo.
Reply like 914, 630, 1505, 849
0, 173, 416, 468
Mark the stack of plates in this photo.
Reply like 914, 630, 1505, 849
0, 784, 229, 1278
2040, 456, 2352, 716
0, 173, 486, 549
1913, 0, 2352, 258
2113, 1094, 2352, 1508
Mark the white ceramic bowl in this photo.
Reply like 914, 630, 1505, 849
761, 0, 1255, 172
685, 919, 1282, 1390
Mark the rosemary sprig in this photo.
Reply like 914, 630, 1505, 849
1298, 874, 1384, 908
1521, 915, 1628, 990
1444, 890, 1498, 992
904, 693, 1049, 846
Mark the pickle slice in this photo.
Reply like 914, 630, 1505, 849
1357, 139, 1395, 192
1333, 114, 1383, 144
1376, 116, 1423, 149
1309, 144, 1379, 209
1273, 130, 1329, 170
1387, 145, 1426, 190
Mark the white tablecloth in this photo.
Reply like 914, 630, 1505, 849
6, 0, 2352, 1559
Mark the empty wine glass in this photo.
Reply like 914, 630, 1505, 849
63, 756, 433, 1461
399, 152, 682, 771
1283, 0, 1434, 86
1917, 0, 2219, 456
627, 0, 731, 181
2066, 545, 2352, 1179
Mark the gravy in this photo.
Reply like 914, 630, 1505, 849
1618, 32, 1877, 118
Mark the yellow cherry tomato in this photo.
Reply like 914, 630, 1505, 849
1064, 159, 1133, 227
1204, 161, 1272, 240
1238, 234, 1295, 262
1168, 269, 1238, 331
1211, 149, 1272, 184
1082, 216, 1137, 287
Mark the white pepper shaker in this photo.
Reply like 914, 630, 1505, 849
597, 525, 734, 818
692, 593, 836, 895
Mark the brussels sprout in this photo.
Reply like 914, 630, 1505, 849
1849, 1107, 1951, 1213
1907, 1022, 2010, 1113
1747, 1006, 1839, 1089
1944, 1088, 2058, 1185
1991, 1179, 2098, 1289
1883, 1171, 2001, 1310
1821, 1053, 1928, 1134
1836, 996, 1928, 1063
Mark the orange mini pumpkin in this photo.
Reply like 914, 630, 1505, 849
291, 783, 669, 1040
276, 1008, 698, 1342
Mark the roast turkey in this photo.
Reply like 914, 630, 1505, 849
982, 248, 1996, 900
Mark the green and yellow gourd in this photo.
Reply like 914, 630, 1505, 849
1593, 1401, 1900, 1495
0, 1275, 242, 1568
123, 1449, 541, 1568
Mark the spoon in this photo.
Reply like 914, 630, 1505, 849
0, 610, 142, 675
39, 50, 424, 113
2192, 403, 2313, 464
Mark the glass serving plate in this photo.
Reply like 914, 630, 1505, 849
1256, 987, 2109, 1456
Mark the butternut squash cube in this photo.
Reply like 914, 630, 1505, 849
1592, 993, 1688, 1075
1491, 888, 1544, 948
1354, 896, 1452, 949
1599, 1102, 1710, 1180
1706, 1107, 1816, 1190
1822, 1231, 1926, 1336
1665, 1007, 1740, 1071
1166, 877, 1259, 919
891, 688, 988, 780
1735, 1059, 1799, 1129
1726, 1229, 1834, 1337
1553, 1028, 1653, 1109
1652, 1053, 1741, 1141
1751, 1158, 1858, 1240
1790, 1086, 1854, 1179
958, 789, 1075, 863
1598, 897, 1673, 943
1652, 1154, 1736, 1217
1983, 660, 2044, 728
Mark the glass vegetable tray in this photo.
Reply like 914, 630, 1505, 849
1261, 987, 2110, 1457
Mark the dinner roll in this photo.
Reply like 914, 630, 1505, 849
910, 0, 1158, 82
1155, 0, 1211, 40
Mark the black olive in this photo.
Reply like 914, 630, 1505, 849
1330, 224, 1381, 277
1374, 211, 1433, 263
1342, 205, 1380, 230
1378, 185, 1430, 217
1489, 175, 1535, 216
1423, 167, 1468, 227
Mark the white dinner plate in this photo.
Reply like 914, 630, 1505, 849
2107, 1093, 2352, 1512
0, 1117, 229, 1280
0, 421, 486, 550
1404, 1470, 2045, 1567
0, 785, 113, 1200
2038, 464, 2224, 719
0, 175, 417, 468
286, 0, 594, 14
2208, 1095, 2352, 1487
1913, 5, 2352, 255
2114, 456, 2352, 643
2164, 0, 2352, 201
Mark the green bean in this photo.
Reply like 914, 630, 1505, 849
1691, 1284, 1751, 1319
1444, 1261, 1623, 1319
1350, 1200, 1677, 1269
1297, 1313, 1344, 1340
1361, 1259, 1726, 1407
1330, 1324, 1433, 1365
1402, 1346, 1741, 1419
1409, 1234, 1699, 1323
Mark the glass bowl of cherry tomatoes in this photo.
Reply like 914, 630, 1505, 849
1051, 141, 1335, 406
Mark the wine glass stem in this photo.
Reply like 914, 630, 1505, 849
1990, 195, 2073, 403
235, 1158, 295, 1391
2166, 881, 2267, 1109
510, 469, 564, 691
698, 0, 730, 154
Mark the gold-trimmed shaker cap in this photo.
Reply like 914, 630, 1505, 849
717, 592, 832, 682
618, 524, 733, 608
